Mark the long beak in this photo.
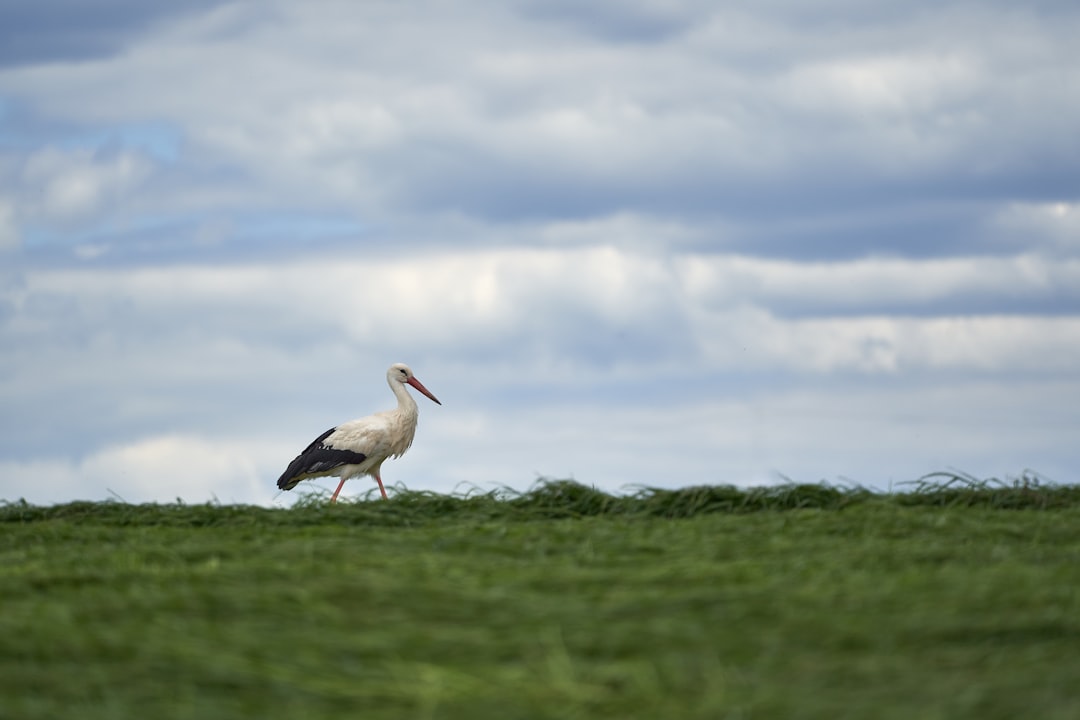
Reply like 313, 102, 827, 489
407, 376, 442, 405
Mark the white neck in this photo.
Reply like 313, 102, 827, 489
389, 377, 419, 417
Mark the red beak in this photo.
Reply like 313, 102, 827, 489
407, 376, 442, 405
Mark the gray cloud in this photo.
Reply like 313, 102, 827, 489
1, 1, 1078, 504
0, 0, 232, 67
0, 1, 1076, 261
5, 249, 1079, 460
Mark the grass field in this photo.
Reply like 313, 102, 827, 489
3, 476, 1079, 719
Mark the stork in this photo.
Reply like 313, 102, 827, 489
277, 363, 441, 502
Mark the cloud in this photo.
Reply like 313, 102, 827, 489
1, 0, 1076, 257
0, 434, 270, 505
4, 373, 1076, 507
4, 246, 1079, 471
0, 198, 19, 250
15, 246, 1080, 365
692, 309, 1080, 375
1, 1, 1078, 504
0, 0, 232, 67
421, 376, 1080, 495
519, 0, 705, 43
991, 201, 1080, 255
679, 252, 1080, 315
20, 146, 155, 227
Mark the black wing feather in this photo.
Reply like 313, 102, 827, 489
277, 427, 368, 490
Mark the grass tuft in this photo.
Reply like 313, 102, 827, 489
896, 468, 1080, 509
2, 471, 1078, 526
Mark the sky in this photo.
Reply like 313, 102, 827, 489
2, 0, 1079, 505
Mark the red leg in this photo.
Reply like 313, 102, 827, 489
375, 473, 388, 500
330, 477, 347, 503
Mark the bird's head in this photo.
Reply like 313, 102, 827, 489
388, 363, 442, 405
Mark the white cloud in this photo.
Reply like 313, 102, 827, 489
4, 246, 1078, 493
6, 372, 1074, 507
780, 52, 983, 118
14, 247, 1080, 379
0, 434, 271, 505
1, 1, 1079, 505
992, 201, 1080, 252
395, 375, 1080, 495
3, 1, 1075, 230
692, 309, 1080, 374
20, 146, 154, 225
0, 197, 19, 250
679, 252, 1080, 310
83, 434, 264, 502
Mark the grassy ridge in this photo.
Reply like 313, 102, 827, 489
3, 476, 1080, 719
4, 470, 1077, 526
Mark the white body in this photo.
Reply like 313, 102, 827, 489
321, 387, 421, 482
277, 363, 441, 500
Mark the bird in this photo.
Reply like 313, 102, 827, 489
277, 363, 441, 502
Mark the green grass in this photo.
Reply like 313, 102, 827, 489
2, 474, 1079, 719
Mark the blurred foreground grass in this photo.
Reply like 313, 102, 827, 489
2, 476, 1079, 719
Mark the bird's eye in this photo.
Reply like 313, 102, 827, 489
399, 368, 408, 375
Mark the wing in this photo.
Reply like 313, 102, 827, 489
277, 427, 368, 490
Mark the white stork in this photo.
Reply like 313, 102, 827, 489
277, 363, 441, 502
